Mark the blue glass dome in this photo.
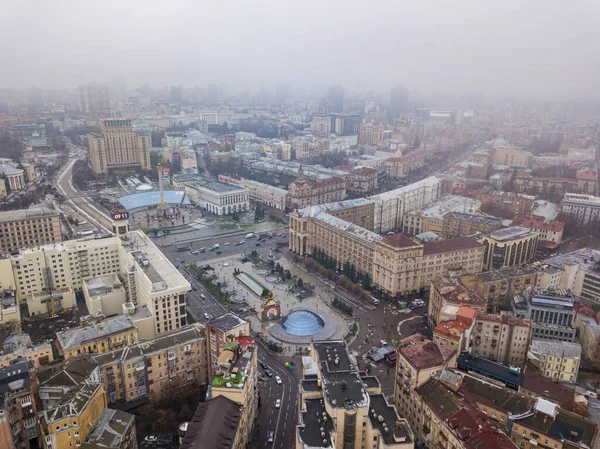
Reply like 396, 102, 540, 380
280, 310, 325, 336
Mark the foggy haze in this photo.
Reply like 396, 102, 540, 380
3, 0, 600, 100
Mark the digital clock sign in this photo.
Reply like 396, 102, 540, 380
111, 212, 130, 221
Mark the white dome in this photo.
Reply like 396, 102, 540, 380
136, 184, 153, 191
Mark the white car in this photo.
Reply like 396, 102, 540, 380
275, 398, 281, 408
203, 313, 210, 320
275, 375, 282, 385
224, 242, 230, 246
191, 250, 199, 254
144, 436, 158, 442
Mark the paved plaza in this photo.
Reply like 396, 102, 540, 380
194, 252, 350, 349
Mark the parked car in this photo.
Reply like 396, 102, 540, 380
191, 250, 199, 254
224, 242, 230, 246
259, 361, 267, 369
144, 436, 158, 442
203, 313, 210, 320
264, 369, 273, 377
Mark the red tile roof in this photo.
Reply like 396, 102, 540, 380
512, 215, 564, 232
423, 237, 484, 255
576, 170, 597, 181
464, 429, 519, 449
381, 233, 421, 249
400, 341, 457, 370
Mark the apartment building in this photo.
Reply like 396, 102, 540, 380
528, 339, 581, 383
470, 313, 532, 369
0, 208, 62, 254
385, 149, 426, 178
288, 175, 347, 209
562, 193, 600, 225
419, 237, 485, 288
575, 314, 600, 365
297, 340, 414, 449
358, 122, 385, 145
217, 175, 289, 210
180, 396, 246, 449
92, 323, 208, 405
82, 273, 127, 317
458, 373, 533, 425
0, 360, 39, 449
433, 305, 476, 351
538, 248, 600, 303
443, 213, 503, 239
11, 236, 122, 306
79, 84, 110, 116
369, 176, 441, 233
461, 266, 538, 313
294, 137, 330, 159
513, 172, 579, 197
512, 215, 564, 247
511, 399, 598, 449
291, 198, 375, 232
481, 227, 539, 270
209, 336, 257, 447
312, 116, 332, 137
119, 231, 189, 336
84, 408, 137, 449
476, 188, 535, 216
0, 332, 53, 369
88, 119, 151, 174
206, 313, 250, 377
40, 382, 106, 449
512, 287, 576, 342
492, 147, 532, 168
394, 340, 457, 437
428, 276, 488, 328
403, 195, 481, 236
348, 166, 378, 194
37, 356, 100, 410
56, 315, 138, 359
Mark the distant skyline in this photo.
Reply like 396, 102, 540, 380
3, 0, 600, 101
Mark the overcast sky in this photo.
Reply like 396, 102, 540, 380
3, 0, 599, 100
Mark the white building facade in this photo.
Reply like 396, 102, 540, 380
185, 180, 250, 215
563, 193, 600, 225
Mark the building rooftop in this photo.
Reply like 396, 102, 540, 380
475, 312, 531, 327
400, 341, 457, 370
434, 276, 487, 307
512, 215, 564, 232
93, 323, 205, 367
528, 339, 581, 361
457, 353, 524, 388
56, 315, 135, 352
409, 195, 481, 221
208, 312, 247, 333
123, 230, 191, 292
312, 211, 381, 244
83, 273, 124, 299
423, 236, 484, 255
516, 405, 597, 449
86, 408, 135, 448
0, 359, 33, 408
563, 193, 600, 205
297, 198, 374, 218
369, 176, 440, 202
543, 248, 600, 276
193, 178, 248, 193
368, 394, 413, 446
417, 377, 462, 420
211, 343, 255, 390
520, 363, 574, 404
445, 212, 503, 226
459, 375, 533, 417
37, 355, 98, 388
314, 340, 368, 410
464, 428, 518, 449
298, 398, 335, 448
44, 382, 103, 423
513, 287, 576, 311
381, 233, 422, 249
0, 207, 58, 223
488, 226, 538, 242
180, 395, 242, 449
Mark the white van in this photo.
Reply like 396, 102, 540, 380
372, 298, 380, 305
213, 244, 219, 249
245, 233, 254, 239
